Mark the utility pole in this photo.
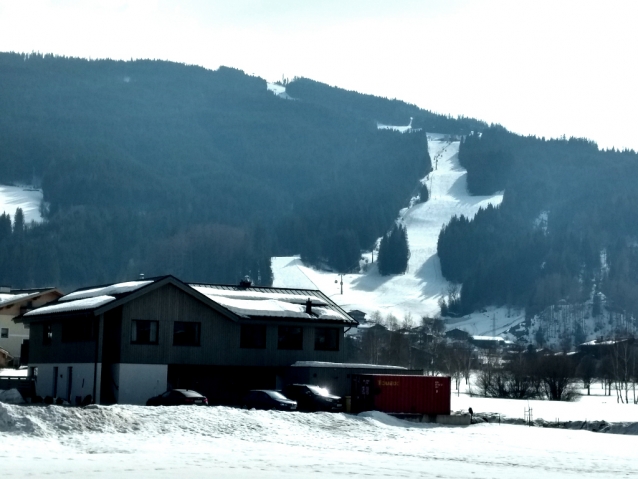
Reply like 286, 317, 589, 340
335, 274, 343, 295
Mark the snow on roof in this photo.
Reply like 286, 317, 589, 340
24, 295, 116, 316
292, 361, 407, 369
199, 295, 349, 322
192, 285, 351, 322
60, 280, 153, 302
580, 339, 622, 346
192, 286, 329, 306
471, 335, 506, 342
209, 295, 309, 319
0, 292, 32, 306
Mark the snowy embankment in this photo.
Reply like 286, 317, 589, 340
0, 402, 637, 478
0, 185, 43, 223
272, 136, 503, 323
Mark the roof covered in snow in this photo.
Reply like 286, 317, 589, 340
191, 283, 356, 324
292, 361, 406, 369
0, 288, 62, 311
21, 276, 357, 325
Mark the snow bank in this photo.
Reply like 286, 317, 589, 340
0, 389, 24, 404
1, 403, 638, 478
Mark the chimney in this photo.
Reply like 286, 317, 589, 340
139, 273, 145, 280
0, 286, 10, 294
305, 298, 312, 315
239, 276, 252, 288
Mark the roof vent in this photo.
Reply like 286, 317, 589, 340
305, 298, 313, 315
239, 276, 252, 288
139, 273, 145, 280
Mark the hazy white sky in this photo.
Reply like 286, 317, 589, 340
1, 0, 637, 150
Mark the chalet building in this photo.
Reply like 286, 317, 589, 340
0, 287, 63, 366
17, 276, 357, 405
445, 328, 470, 342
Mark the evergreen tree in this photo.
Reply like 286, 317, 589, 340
13, 208, 25, 236
378, 223, 410, 275
0, 213, 11, 241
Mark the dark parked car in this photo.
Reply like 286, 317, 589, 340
242, 390, 297, 411
282, 384, 343, 412
146, 389, 208, 406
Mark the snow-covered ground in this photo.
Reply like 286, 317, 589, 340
272, 137, 503, 325
1, 394, 637, 478
0, 185, 43, 223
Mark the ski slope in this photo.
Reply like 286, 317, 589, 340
0, 185, 43, 224
272, 136, 503, 323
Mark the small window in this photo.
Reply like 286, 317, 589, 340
43, 323, 52, 345
240, 324, 267, 349
0, 328, 8, 339
131, 320, 159, 344
173, 321, 201, 346
278, 326, 303, 350
315, 327, 340, 351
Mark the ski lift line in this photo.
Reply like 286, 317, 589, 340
292, 261, 322, 292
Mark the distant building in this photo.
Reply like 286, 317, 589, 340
445, 328, 470, 342
0, 287, 63, 366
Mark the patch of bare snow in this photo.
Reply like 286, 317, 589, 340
0, 185, 43, 223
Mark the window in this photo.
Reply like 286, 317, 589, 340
0, 328, 7, 339
314, 327, 340, 351
131, 320, 159, 344
173, 321, 201, 346
62, 318, 96, 342
277, 326, 303, 350
240, 324, 267, 349
43, 323, 52, 345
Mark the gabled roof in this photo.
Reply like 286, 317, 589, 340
18, 276, 357, 326
0, 288, 63, 312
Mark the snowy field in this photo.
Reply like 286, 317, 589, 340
0, 185, 43, 223
1, 394, 638, 479
272, 136, 503, 324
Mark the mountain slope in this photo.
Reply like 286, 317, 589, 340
272, 135, 503, 320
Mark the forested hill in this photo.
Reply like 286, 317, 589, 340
0, 52, 467, 290
438, 126, 638, 324
285, 78, 487, 134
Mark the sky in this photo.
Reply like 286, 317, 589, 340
1, 0, 637, 151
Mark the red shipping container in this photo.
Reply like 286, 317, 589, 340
351, 375, 451, 415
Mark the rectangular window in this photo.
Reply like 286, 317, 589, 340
0, 328, 7, 339
131, 320, 159, 344
240, 324, 267, 349
43, 323, 52, 345
62, 318, 96, 342
277, 326, 303, 350
173, 321, 201, 346
315, 327, 340, 351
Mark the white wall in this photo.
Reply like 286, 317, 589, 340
114, 363, 167, 405
0, 314, 29, 359
32, 363, 101, 404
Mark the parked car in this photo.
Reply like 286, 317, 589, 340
242, 390, 297, 411
281, 384, 343, 412
146, 389, 208, 406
